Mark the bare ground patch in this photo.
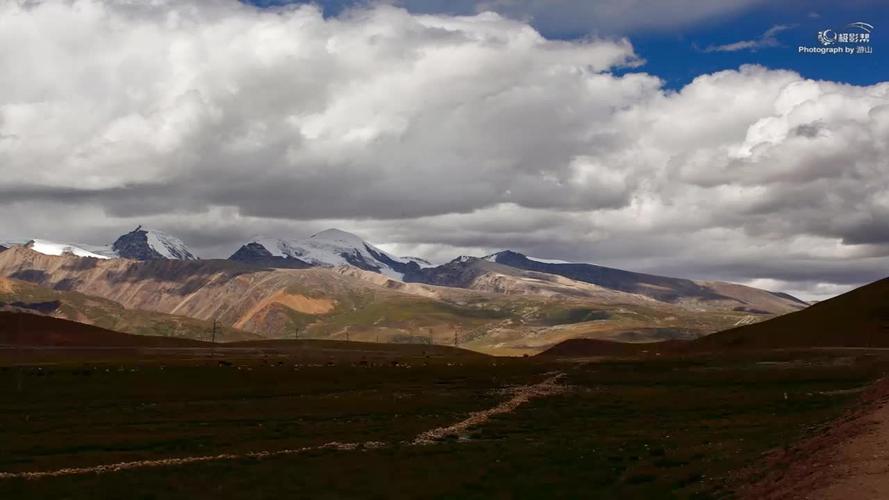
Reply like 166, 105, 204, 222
739, 377, 889, 499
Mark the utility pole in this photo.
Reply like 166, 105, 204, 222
17, 314, 23, 366
454, 329, 458, 347
294, 325, 299, 341
211, 319, 217, 344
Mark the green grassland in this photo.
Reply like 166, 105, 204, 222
1, 349, 884, 499
295, 289, 760, 352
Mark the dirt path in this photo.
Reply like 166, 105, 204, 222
743, 378, 889, 499
0, 442, 385, 480
413, 372, 566, 444
0, 372, 566, 480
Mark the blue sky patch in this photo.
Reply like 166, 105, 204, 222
242, 0, 886, 89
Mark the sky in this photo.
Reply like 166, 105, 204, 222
0, 0, 887, 301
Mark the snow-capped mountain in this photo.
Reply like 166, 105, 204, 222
111, 226, 198, 260
229, 228, 431, 280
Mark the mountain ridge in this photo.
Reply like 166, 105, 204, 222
484, 250, 805, 312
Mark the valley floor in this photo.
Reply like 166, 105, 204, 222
1, 346, 887, 498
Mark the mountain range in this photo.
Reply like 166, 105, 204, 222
0, 226, 807, 353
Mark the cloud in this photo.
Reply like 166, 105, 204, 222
702, 24, 795, 52
396, 0, 766, 35
0, 0, 645, 220
1, 1, 888, 301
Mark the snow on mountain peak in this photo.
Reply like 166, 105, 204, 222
483, 250, 572, 265
143, 229, 196, 260
25, 239, 111, 259
232, 228, 431, 280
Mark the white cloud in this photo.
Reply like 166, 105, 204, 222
1, 1, 888, 300
702, 24, 795, 53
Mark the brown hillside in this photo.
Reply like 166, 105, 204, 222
541, 276, 889, 356
536, 338, 681, 358
0, 312, 208, 347
693, 277, 889, 350
0, 276, 256, 342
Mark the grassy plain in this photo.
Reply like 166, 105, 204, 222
0, 346, 884, 498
